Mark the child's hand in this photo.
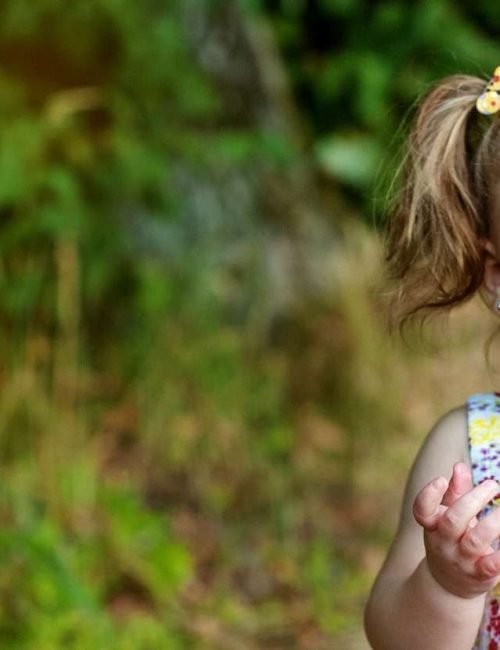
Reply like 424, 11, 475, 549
413, 462, 500, 599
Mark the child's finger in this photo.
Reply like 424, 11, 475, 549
437, 480, 499, 541
460, 506, 500, 558
475, 549, 500, 580
442, 462, 473, 507
413, 477, 449, 529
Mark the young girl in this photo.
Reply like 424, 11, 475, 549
364, 69, 500, 650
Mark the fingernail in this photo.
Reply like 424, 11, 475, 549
485, 559, 497, 577
482, 479, 498, 492
432, 477, 446, 490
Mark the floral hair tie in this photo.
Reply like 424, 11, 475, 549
477, 66, 500, 115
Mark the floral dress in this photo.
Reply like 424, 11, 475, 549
468, 393, 500, 649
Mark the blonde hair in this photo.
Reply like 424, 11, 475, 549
385, 74, 500, 329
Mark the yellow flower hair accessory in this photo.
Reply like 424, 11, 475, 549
477, 66, 500, 115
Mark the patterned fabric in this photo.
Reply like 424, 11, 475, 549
467, 392, 500, 649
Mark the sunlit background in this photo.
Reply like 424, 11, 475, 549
1, 1, 500, 648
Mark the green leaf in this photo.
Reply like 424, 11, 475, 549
315, 132, 382, 188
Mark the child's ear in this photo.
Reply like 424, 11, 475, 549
481, 240, 500, 312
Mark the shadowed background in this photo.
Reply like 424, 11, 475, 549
1, 1, 500, 648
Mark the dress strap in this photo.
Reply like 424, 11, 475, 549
467, 393, 500, 649
467, 393, 500, 488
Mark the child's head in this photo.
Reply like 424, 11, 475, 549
385, 71, 500, 328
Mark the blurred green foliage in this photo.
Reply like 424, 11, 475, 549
0, 0, 221, 364
0, 0, 498, 648
0, 476, 190, 648
0, 1, 209, 646
264, 0, 500, 202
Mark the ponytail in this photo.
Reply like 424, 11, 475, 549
385, 75, 490, 329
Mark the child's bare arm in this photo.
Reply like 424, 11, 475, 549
364, 407, 500, 650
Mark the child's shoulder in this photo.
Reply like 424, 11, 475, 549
419, 404, 468, 464
397, 405, 467, 526
404, 397, 500, 512
415, 394, 500, 478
